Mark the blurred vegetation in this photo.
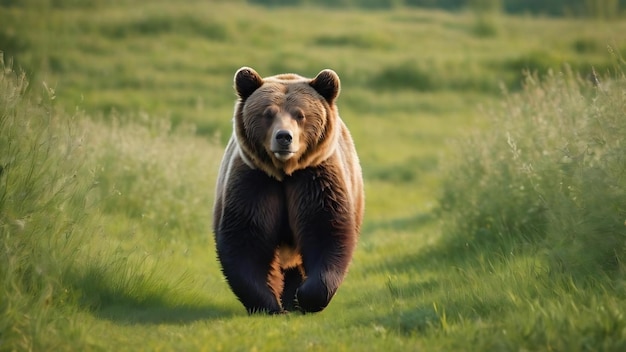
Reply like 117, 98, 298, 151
0, 57, 225, 349
247, 0, 625, 18
0, 59, 93, 349
1, 0, 623, 139
2, 0, 624, 16
438, 67, 626, 275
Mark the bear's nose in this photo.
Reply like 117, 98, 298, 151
275, 130, 293, 147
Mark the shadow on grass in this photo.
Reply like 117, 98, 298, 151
359, 211, 477, 275
362, 211, 528, 276
95, 303, 237, 325
361, 212, 435, 237
352, 255, 522, 336
375, 242, 483, 273
353, 212, 522, 333
65, 263, 238, 325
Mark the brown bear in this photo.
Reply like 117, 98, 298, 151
213, 67, 364, 314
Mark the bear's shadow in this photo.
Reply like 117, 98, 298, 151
94, 303, 237, 325
67, 266, 238, 325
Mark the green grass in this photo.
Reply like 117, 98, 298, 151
438, 68, 626, 274
2, 1, 626, 350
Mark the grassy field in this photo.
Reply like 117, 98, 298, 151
1, 1, 626, 351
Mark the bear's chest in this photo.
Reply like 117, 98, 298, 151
275, 245, 302, 269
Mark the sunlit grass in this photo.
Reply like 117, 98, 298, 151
437, 67, 626, 349
1, 58, 226, 349
3, 2, 624, 127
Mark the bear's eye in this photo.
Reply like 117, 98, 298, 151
263, 106, 279, 119
293, 109, 305, 121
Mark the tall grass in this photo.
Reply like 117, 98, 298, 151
0, 57, 92, 350
438, 65, 626, 278
0, 58, 224, 349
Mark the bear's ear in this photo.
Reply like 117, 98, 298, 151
310, 69, 340, 104
234, 67, 264, 100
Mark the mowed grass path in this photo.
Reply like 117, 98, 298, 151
1, 1, 626, 351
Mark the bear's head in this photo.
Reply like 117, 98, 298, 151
232, 67, 341, 180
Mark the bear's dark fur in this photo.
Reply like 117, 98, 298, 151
213, 67, 364, 314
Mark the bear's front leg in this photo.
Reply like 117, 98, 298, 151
286, 168, 358, 313
215, 169, 286, 314
216, 235, 283, 314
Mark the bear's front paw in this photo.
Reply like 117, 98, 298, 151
295, 281, 333, 313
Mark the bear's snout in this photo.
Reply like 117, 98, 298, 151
271, 129, 298, 161
275, 129, 293, 147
